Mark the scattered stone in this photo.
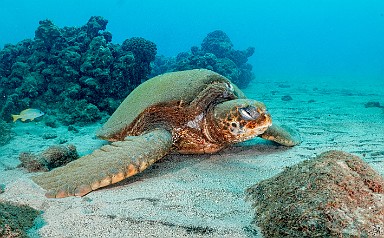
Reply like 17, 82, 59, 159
0, 184, 5, 194
278, 84, 290, 88
246, 150, 384, 237
364, 101, 383, 108
281, 95, 293, 101
42, 133, 57, 139
19, 144, 79, 172
270, 90, 278, 95
371, 151, 384, 157
58, 138, 68, 144
68, 125, 79, 133
44, 115, 59, 128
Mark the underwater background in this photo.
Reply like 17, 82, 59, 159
1, 0, 384, 81
1, 1, 384, 237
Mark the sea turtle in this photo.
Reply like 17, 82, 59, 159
32, 69, 300, 198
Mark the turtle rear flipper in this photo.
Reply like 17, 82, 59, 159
32, 129, 172, 198
260, 124, 301, 147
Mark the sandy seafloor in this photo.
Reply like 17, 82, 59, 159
1, 77, 383, 237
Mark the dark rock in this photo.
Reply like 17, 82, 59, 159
278, 84, 290, 88
58, 138, 68, 144
364, 101, 383, 108
44, 115, 59, 128
67, 125, 79, 133
41, 144, 78, 169
42, 133, 58, 139
19, 144, 79, 172
18, 152, 48, 172
246, 150, 384, 237
281, 95, 293, 101
270, 90, 278, 95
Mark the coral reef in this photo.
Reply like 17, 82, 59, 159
0, 16, 157, 124
246, 150, 384, 237
19, 144, 79, 172
121, 37, 157, 87
0, 119, 12, 146
0, 201, 40, 238
151, 30, 255, 88
201, 30, 233, 58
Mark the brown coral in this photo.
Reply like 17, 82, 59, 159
246, 150, 384, 237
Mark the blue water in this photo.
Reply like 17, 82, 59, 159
1, 0, 383, 80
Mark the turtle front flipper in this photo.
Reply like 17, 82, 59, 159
260, 124, 301, 147
32, 129, 172, 198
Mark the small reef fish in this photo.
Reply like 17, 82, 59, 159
12, 109, 45, 122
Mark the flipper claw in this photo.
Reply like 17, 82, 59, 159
74, 185, 92, 197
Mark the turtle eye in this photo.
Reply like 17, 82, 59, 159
239, 106, 259, 121
226, 82, 234, 91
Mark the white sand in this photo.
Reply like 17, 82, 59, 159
0, 77, 383, 237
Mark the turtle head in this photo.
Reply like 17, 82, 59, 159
207, 99, 272, 143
